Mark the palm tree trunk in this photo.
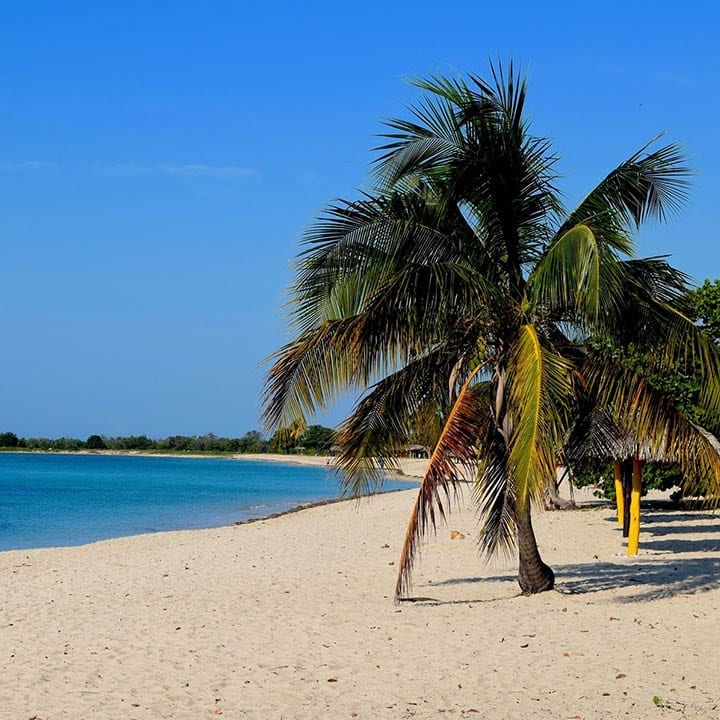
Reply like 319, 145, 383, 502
516, 501, 555, 594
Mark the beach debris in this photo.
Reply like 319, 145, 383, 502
450, 530, 465, 539
327, 678, 338, 682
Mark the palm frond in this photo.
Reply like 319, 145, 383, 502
560, 138, 691, 238
263, 320, 367, 430
375, 65, 561, 285
334, 346, 476, 495
291, 189, 491, 332
506, 324, 574, 507
374, 77, 469, 187
529, 223, 625, 324
601, 260, 720, 418
473, 423, 516, 558
395, 364, 491, 600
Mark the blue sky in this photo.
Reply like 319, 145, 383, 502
2, 1, 719, 439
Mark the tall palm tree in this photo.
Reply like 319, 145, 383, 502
264, 63, 720, 597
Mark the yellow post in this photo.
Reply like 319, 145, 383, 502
627, 457, 643, 555
613, 460, 623, 526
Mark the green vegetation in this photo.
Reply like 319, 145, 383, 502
572, 278, 720, 501
0, 426, 335, 456
264, 62, 720, 597
268, 424, 336, 455
0, 432, 19, 447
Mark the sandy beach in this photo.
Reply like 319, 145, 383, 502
2, 457, 720, 719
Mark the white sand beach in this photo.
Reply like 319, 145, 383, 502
2, 457, 720, 719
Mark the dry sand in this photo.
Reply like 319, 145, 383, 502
2, 456, 720, 719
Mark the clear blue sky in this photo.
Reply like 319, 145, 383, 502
2, 1, 718, 439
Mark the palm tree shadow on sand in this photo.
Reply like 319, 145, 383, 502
556, 556, 720, 601
406, 555, 720, 605
407, 509, 720, 604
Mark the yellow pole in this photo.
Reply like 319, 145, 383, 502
613, 460, 623, 526
627, 457, 643, 555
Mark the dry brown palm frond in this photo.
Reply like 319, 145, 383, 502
395, 363, 490, 600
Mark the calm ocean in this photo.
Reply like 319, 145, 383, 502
0, 453, 411, 552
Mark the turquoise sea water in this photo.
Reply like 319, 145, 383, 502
0, 453, 411, 551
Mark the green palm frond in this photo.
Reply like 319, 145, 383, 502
473, 421, 516, 558
506, 324, 574, 507
291, 190, 493, 332
374, 76, 470, 187
648, 303, 720, 417
560, 138, 691, 238
598, 259, 720, 417
334, 346, 474, 495
529, 223, 625, 323
263, 319, 368, 430
375, 64, 561, 287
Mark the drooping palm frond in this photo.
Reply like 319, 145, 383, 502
505, 324, 575, 508
395, 365, 491, 600
592, 257, 720, 418
263, 319, 370, 430
473, 418, 515, 559
264, 248, 499, 431
334, 345, 483, 495
644, 303, 720, 418
528, 223, 626, 324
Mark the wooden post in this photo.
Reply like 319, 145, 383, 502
613, 460, 623, 526
627, 457, 643, 555
622, 460, 632, 538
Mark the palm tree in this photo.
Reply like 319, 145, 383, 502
264, 62, 720, 597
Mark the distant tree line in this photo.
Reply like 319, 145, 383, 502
0, 425, 337, 456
